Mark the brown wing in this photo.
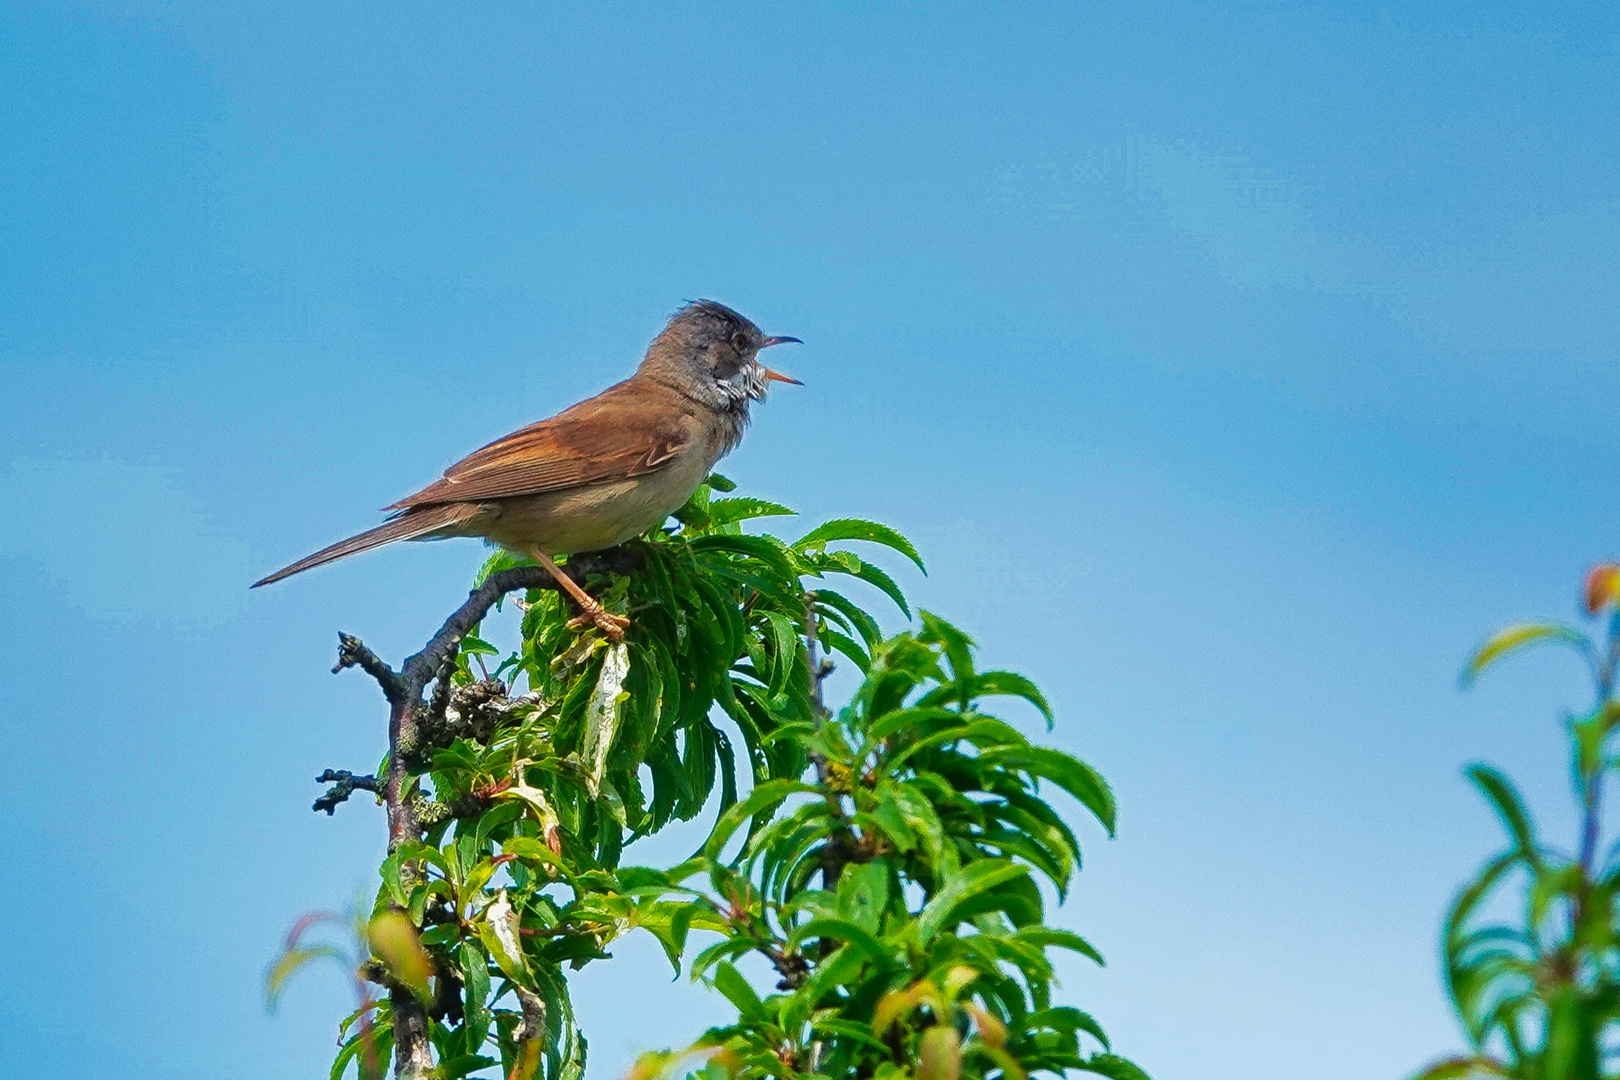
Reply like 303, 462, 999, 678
386, 378, 693, 511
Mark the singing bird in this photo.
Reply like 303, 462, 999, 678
252, 300, 801, 639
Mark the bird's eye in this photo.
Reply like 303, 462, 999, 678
730, 330, 751, 353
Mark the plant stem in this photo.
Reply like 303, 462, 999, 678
385, 696, 434, 1080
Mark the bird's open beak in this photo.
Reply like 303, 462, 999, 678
760, 335, 802, 384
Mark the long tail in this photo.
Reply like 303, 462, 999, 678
251, 504, 476, 588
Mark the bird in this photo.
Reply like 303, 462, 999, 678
252, 300, 801, 641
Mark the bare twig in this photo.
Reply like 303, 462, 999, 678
313, 769, 379, 815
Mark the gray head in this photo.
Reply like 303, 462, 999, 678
639, 300, 801, 412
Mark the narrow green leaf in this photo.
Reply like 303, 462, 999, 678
437, 1056, 498, 1079
788, 916, 891, 966
1461, 623, 1593, 687
829, 556, 913, 617
1466, 765, 1538, 860
837, 860, 891, 933
1024, 1005, 1110, 1050
1078, 1054, 1152, 1080
917, 861, 1030, 944
970, 671, 1054, 726
977, 746, 1117, 836
709, 497, 798, 526
710, 961, 767, 1023
870, 786, 918, 853
793, 518, 927, 573
702, 779, 820, 859
1015, 926, 1105, 966
460, 941, 491, 1051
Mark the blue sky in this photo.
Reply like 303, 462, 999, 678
4, 2, 1620, 1077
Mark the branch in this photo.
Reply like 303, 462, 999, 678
313, 769, 379, 815
334, 633, 408, 704
763, 945, 810, 990
319, 548, 638, 1080
417, 680, 548, 752
400, 550, 639, 687
333, 550, 640, 716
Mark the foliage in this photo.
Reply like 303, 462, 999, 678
1415, 564, 1620, 1080
269, 476, 1135, 1080
626, 614, 1139, 1080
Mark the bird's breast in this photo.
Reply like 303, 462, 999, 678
479, 438, 720, 556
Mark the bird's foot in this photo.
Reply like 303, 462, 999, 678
567, 604, 630, 643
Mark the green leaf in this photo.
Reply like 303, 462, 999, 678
869, 786, 918, 853
1024, 1005, 1110, 1049
437, 1056, 498, 1080
837, 860, 891, 933
460, 941, 491, 1051
890, 781, 951, 870
970, 671, 1053, 726
865, 705, 977, 746
709, 497, 798, 527
1466, 765, 1538, 860
1461, 623, 1593, 687
705, 472, 738, 493
827, 555, 913, 618
710, 961, 768, 1023
690, 533, 801, 582
820, 627, 873, 674
918, 611, 975, 686
459, 634, 500, 657
702, 779, 821, 859
1015, 926, 1105, 966
798, 942, 870, 1009
977, 746, 1117, 836
1078, 1054, 1152, 1080
814, 588, 885, 649
762, 609, 802, 696
794, 518, 927, 574
790, 916, 891, 967
917, 861, 1030, 944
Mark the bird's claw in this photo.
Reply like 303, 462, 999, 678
567, 607, 630, 643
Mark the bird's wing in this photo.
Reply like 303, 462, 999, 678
385, 379, 693, 510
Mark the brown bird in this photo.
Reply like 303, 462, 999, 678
252, 300, 801, 640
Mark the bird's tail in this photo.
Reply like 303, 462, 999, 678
251, 504, 476, 588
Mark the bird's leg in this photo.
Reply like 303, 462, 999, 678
529, 548, 630, 643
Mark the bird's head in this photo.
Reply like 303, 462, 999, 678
642, 300, 801, 411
